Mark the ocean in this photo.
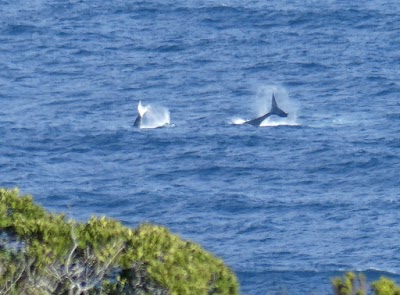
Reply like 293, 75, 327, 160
1, 0, 400, 294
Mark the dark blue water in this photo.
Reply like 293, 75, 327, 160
2, 1, 400, 294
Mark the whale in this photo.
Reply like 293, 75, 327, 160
245, 93, 288, 126
133, 101, 149, 127
134, 101, 171, 128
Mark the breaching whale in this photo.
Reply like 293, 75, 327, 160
133, 101, 170, 128
245, 93, 288, 126
133, 101, 149, 127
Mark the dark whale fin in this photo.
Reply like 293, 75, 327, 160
133, 115, 142, 127
245, 93, 288, 126
270, 93, 288, 118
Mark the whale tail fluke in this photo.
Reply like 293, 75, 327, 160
134, 101, 171, 128
245, 93, 288, 126
137, 100, 149, 117
134, 101, 149, 127
270, 93, 288, 118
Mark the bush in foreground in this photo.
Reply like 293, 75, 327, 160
0, 188, 239, 294
332, 272, 400, 295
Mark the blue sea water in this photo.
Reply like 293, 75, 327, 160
1, 0, 400, 293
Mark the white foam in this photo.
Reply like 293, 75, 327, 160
230, 117, 247, 125
259, 117, 299, 127
138, 102, 170, 129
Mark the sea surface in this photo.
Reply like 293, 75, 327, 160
1, 0, 400, 294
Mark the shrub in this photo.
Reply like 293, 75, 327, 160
0, 188, 239, 294
332, 272, 400, 295
372, 277, 400, 295
332, 272, 367, 295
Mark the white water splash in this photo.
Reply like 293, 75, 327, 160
136, 102, 171, 129
230, 117, 247, 125
259, 116, 299, 127
232, 84, 300, 127
137, 100, 149, 117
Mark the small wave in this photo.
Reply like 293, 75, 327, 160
154, 44, 185, 53
355, 267, 400, 276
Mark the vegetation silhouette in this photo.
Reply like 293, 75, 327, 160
0, 188, 238, 294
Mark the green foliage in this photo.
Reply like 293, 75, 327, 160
78, 216, 129, 263
122, 224, 238, 294
0, 188, 72, 268
332, 272, 400, 295
0, 188, 239, 294
332, 272, 367, 295
372, 277, 400, 295
0, 250, 22, 294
